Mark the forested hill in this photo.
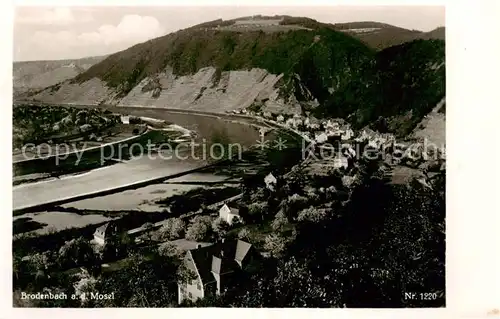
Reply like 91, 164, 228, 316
317, 39, 445, 136
73, 22, 374, 97
27, 16, 445, 137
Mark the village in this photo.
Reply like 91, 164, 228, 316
13, 101, 446, 307
67, 106, 445, 306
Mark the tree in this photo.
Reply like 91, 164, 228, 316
86, 252, 180, 307
58, 237, 98, 271
157, 218, 186, 241
103, 232, 132, 260
158, 242, 182, 258
242, 201, 268, 223
279, 193, 309, 221
226, 256, 338, 307
237, 228, 251, 240
185, 216, 214, 241
264, 234, 290, 258
271, 210, 288, 232
212, 218, 230, 240
296, 206, 329, 223
142, 222, 155, 243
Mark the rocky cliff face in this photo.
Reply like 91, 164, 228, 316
30, 67, 302, 114
30, 78, 114, 106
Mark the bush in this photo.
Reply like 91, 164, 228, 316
296, 207, 329, 223
156, 218, 186, 241
129, 116, 142, 124
186, 216, 214, 242
158, 242, 183, 258
212, 218, 230, 240
271, 210, 288, 232
237, 228, 251, 240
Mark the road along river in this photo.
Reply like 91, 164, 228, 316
12, 106, 283, 213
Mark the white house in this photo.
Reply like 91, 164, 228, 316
264, 172, 277, 191
276, 115, 285, 123
307, 123, 320, 130
333, 157, 349, 170
315, 132, 328, 144
219, 204, 241, 225
79, 124, 92, 133
342, 145, 357, 158
120, 115, 130, 124
324, 120, 339, 130
93, 222, 121, 246
341, 129, 354, 141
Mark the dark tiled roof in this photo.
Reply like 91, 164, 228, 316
234, 240, 252, 263
186, 239, 252, 285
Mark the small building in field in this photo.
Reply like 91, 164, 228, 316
219, 204, 241, 225
264, 172, 277, 191
276, 115, 285, 123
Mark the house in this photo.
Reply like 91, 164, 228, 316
285, 116, 302, 129
315, 132, 328, 144
120, 115, 130, 124
333, 156, 349, 170
307, 123, 320, 131
341, 129, 354, 141
276, 115, 285, 123
93, 222, 122, 246
60, 116, 73, 126
324, 120, 339, 130
178, 239, 256, 304
264, 172, 277, 191
219, 204, 241, 225
79, 124, 92, 133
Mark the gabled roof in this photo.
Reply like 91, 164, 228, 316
184, 239, 253, 285
94, 221, 122, 239
234, 240, 252, 263
219, 204, 240, 215
265, 172, 277, 182
94, 223, 110, 238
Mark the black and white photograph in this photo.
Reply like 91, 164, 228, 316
10, 4, 449, 309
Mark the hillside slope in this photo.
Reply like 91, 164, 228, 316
30, 19, 374, 114
332, 21, 445, 50
13, 56, 106, 97
25, 16, 445, 137
318, 39, 445, 136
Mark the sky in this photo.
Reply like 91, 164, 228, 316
13, 6, 445, 61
